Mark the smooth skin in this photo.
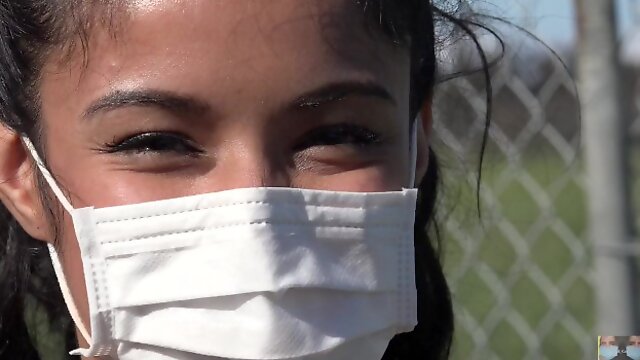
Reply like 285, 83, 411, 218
0, 0, 432, 358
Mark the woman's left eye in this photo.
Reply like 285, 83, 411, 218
101, 132, 204, 156
294, 124, 382, 151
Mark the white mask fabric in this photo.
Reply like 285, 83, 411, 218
22, 119, 420, 360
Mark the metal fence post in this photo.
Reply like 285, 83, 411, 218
576, 0, 638, 334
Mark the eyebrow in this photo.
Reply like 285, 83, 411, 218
83, 81, 395, 120
293, 81, 396, 109
84, 89, 212, 120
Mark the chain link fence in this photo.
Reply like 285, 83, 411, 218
432, 3, 599, 358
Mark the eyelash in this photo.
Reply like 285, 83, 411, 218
102, 132, 203, 156
102, 124, 381, 156
294, 123, 382, 151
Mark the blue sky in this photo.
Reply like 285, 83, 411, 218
485, 0, 635, 46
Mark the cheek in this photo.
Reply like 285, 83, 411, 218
69, 168, 200, 207
299, 149, 410, 192
311, 171, 400, 192
45, 136, 201, 208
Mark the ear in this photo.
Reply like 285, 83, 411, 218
414, 100, 433, 184
0, 125, 51, 242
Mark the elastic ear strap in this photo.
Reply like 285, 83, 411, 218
409, 119, 419, 188
21, 137, 75, 213
21, 138, 91, 343
47, 244, 93, 344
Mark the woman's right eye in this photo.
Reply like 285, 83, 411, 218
102, 132, 204, 157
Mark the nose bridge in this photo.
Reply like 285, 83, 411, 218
215, 140, 291, 190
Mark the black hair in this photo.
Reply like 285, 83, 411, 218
0, 1, 495, 359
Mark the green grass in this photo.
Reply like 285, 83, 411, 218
440, 152, 594, 360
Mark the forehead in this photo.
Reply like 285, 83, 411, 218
118, 0, 380, 61
40, 0, 409, 116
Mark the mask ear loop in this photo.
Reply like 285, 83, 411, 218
21, 137, 93, 346
22, 138, 74, 213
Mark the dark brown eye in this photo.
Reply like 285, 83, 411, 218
294, 124, 381, 151
103, 132, 203, 156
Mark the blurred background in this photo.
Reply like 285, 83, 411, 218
436, 0, 640, 358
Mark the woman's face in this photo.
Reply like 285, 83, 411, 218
0, 0, 430, 354
41, 0, 417, 209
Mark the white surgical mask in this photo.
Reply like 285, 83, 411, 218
23, 120, 420, 359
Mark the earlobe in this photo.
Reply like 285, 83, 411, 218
0, 125, 51, 242
414, 102, 433, 184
